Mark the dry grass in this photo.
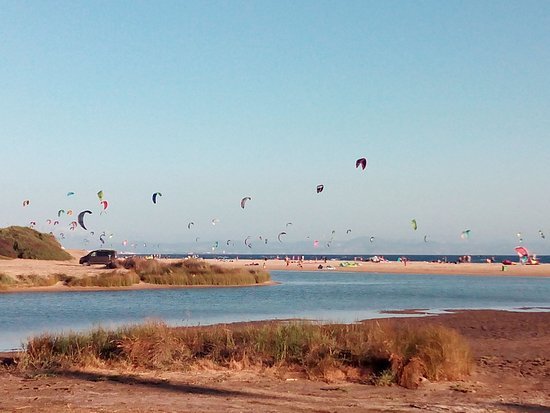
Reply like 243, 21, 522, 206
19, 320, 471, 388
15, 274, 63, 287
64, 271, 141, 288
0, 272, 14, 290
117, 257, 271, 286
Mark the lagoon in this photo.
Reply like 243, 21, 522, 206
1, 271, 549, 351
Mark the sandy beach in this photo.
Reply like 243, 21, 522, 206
0, 250, 548, 294
216, 257, 550, 277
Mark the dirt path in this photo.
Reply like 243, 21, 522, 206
1, 310, 548, 412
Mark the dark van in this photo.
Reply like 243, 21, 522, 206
79, 250, 117, 266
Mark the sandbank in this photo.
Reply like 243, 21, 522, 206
210, 257, 550, 277
0, 250, 548, 294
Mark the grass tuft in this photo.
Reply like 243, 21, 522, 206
19, 320, 472, 388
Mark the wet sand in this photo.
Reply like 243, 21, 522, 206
1, 310, 548, 412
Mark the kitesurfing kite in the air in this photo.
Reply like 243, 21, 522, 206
316, 185, 324, 194
240, 197, 251, 209
152, 192, 162, 204
78, 210, 92, 230
355, 157, 367, 170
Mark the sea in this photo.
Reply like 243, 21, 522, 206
140, 253, 550, 264
1, 267, 549, 352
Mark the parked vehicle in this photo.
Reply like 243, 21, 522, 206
79, 249, 117, 266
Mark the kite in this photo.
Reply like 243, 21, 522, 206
77, 210, 92, 230
278, 232, 287, 242
316, 185, 324, 194
187, 222, 194, 229
460, 229, 471, 239
67, 191, 75, 197
152, 192, 162, 204
97, 190, 104, 201
211, 218, 220, 226
67, 210, 73, 216
539, 230, 546, 239
240, 197, 251, 209
313, 240, 319, 247
100, 200, 108, 212
370, 236, 375, 243
57, 209, 65, 217
244, 236, 252, 248
22, 200, 30, 207
346, 229, 352, 234
411, 219, 418, 231
424, 235, 428, 243
286, 222, 293, 228
355, 157, 367, 170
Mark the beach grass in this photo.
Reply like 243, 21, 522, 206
20, 320, 471, 388
64, 271, 141, 288
0, 272, 14, 290
15, 273, 63, 287
120, 257, 271, 286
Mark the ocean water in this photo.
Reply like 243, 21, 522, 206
161, 253, 550, 264
0, 271, 548, 351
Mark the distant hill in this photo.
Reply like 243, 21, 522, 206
0, 226, 72, 260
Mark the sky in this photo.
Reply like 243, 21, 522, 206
1, 0, 549, 255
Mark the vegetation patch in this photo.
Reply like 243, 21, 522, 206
19, 320, 471, 388
64, 271, 141, 288
116, 257, 271, 286
15, 274, 64, 287
0, 226, 71, 260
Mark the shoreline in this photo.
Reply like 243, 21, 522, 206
1, 251, 549, 294
1, 308, 548, 357
210, 258, 550, 277
0, 280, 278, 294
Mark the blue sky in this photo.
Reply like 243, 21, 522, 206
1, 0, 549, 254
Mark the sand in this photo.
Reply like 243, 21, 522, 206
0, 310, 548, 412
0, 250, 548, 294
